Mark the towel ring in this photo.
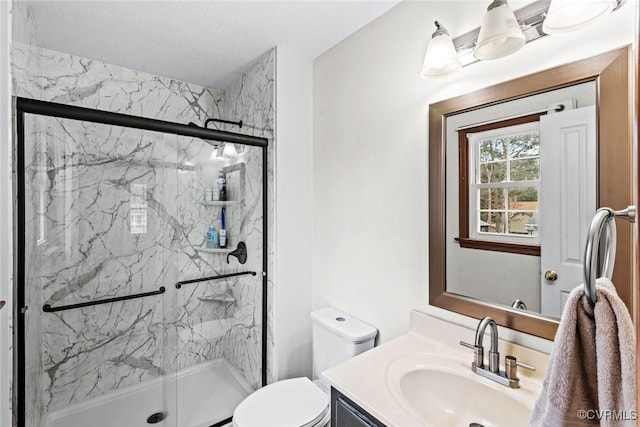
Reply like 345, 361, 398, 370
583, 206, 635, 306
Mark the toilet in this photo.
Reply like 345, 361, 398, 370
232, 307, 377, 427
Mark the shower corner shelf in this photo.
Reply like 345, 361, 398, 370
197, 247, 234, 254
197, 294, 236, 304
202, 200, 241, 207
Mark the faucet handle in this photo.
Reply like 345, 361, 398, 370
505, 355, 536, 380
516, 360, 536, 371
459, 341, 476, 350
460, 341, 484, 368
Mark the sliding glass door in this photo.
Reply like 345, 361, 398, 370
18, 100, 267, 427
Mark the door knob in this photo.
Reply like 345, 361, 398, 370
544, 270, 558, 281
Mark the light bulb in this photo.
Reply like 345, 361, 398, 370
420, 22, 461, 78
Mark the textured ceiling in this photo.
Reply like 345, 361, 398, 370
24, 0, 401, 90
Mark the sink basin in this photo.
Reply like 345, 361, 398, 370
386, 354, 533, 427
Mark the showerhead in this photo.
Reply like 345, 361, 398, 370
187, 122, 220, 148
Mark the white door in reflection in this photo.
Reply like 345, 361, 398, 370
540, 105, 596, 317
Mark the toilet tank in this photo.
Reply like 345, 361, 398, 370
310, 308, 377, 383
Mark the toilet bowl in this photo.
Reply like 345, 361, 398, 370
232, 378, 329, 427
231, 308, 377, 427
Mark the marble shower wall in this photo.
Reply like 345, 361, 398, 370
11, 1, 43, 100
221, 48, 275, 388
13, 41, 274, 421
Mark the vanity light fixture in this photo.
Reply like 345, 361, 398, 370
203, 117, 243, 158
542, 0, 624, 33
210, 142, 239, 159
421, 0, 625, 77
474, 0, 525, 60
420, 21, 461, 79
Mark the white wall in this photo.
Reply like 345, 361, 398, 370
313, 0, 635, 347
274, 47, 314, 380
0, 2, 11, 425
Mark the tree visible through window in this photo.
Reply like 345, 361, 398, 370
457, 115, 541, 256
474, 122, 540, 238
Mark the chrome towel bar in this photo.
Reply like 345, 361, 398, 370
583, 205, 635, 306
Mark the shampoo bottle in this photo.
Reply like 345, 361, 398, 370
214, 170, 224, 201
206, 226, 218, 248
220, 174, 227, 202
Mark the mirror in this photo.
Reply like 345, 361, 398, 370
428, 46, 633, 340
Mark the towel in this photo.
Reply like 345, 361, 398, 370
530, 278, 636, 427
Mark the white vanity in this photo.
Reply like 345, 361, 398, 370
325, 310, 550, 427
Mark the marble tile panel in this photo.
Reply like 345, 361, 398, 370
221, 48, 275, 387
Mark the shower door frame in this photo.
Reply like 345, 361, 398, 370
14, 97, 269, 427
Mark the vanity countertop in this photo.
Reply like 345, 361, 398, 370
323, 310, 550, 427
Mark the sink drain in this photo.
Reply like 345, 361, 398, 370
470, 423, 485, 427
147, 411, 168, 424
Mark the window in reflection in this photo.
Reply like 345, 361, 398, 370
129, 183, 147, 234
470, 121, 540, 242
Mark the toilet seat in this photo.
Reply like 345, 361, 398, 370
232, 377, 329, 427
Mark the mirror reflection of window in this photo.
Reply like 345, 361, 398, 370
455, 113, 543, 256
468, 122, 540, 243
129, 183, 147, 234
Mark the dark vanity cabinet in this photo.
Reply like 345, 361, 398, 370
331, 387, 387, 427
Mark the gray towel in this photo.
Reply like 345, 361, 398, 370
530, 278, 636, 427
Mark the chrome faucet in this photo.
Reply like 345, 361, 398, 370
475, 316, 500, 373
460, 316, 535, 388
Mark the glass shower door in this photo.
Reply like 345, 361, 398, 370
163, 136, 264, 427
22, 114, 177, 427
19, 105, 266, 427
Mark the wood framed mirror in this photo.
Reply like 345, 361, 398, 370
428, 46, 633, 340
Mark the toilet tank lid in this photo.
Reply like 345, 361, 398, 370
311, 308, 377, 343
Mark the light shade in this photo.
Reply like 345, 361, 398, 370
221, 142, 238, 157
421, 21, 461, 78
474, 0, 525, 60
542, 0, 616, 33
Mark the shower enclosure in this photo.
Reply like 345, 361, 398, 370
15, 98, 268, 427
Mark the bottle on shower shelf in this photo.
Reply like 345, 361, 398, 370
219, 207, 227, 249
206, 226, 218, 249
220, 175, 227, 202
214, 169, 224, 201
204, 187, 213, 202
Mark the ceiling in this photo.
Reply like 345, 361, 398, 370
24, 0, 402, 90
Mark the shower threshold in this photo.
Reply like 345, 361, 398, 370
45, 358, 254, 427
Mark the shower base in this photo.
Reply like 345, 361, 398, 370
45, 358, 254, 427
